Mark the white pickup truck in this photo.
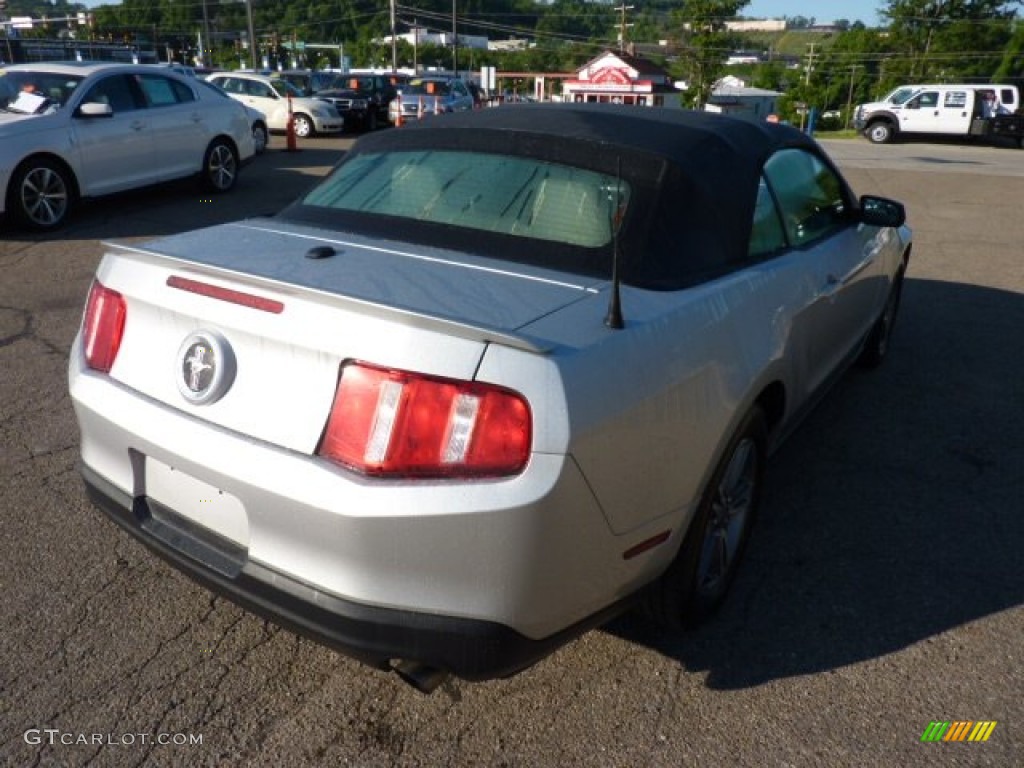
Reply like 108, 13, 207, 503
854, 84, 1024, 147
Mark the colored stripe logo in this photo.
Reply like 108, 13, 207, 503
921, 721, 997, 742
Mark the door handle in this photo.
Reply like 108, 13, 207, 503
130, 120, 145, 131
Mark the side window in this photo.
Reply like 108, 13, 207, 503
944, 91, 967, 109
81, 75, 140, 113
763, 149, 849, 247
220, 78, 243, 95
138, 75, 194, 107
249, 81, 275, 99
748, 176, 787, 257
918, 91, 938, 108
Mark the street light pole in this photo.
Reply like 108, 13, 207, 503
390, 0, 396, 72
451, 0, 457, 76
201, 0, 210, 66
245, 0, 257, 69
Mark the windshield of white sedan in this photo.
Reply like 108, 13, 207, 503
0, 71, 84, 112
301, 150, 630, 248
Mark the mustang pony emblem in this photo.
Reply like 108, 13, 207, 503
176, 331, 235, 405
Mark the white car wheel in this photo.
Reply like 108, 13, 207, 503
292, 114, 313, 138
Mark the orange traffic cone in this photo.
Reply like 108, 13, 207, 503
395, 108, 404, 128
286, 93, 299, 152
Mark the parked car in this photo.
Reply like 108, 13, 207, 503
198, 78, 269, 154
0, 61, 255, 231
388, 76, 475, 123
242, 103, 269, 154
70, 106, 910, 692
276, 68, 338, 97
205, 71, 342, 137
316, 73, 399, 132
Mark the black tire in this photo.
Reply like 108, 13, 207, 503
292, 114, 313, 138
644, 406, 768, 629
866, 121, 895, 144
201, 139, 239, 193
9, 157, 73, 231
858, 265, 906, 368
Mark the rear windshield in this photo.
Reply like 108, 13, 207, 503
300, 149, 630, 249
401, 80, 454, 97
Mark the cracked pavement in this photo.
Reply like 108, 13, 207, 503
1, 135, 1021, 766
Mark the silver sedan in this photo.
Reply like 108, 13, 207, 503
69, 105, 911, 692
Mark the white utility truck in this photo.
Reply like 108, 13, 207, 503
854, 84, 1023, 147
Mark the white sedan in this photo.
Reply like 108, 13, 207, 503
0, 61, 256, 231
205, 72, 343, 137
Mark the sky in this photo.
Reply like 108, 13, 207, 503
744, 1, 885, 27
78, 0, 889, 27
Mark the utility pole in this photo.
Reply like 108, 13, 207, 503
615, 3, 634, 53
803, 43, 817, 86
844, 64, 861, 129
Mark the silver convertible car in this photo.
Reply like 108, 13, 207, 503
70, 106, 911, 692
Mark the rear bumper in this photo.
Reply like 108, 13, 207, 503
82, 465, 626, 680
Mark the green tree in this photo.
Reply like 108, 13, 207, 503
992, 19, 1024, 79
671, 0, 750, 108
882, 0, 1017, 80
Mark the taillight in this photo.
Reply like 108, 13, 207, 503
318, 361, 531, 478
82, 280, 126, 373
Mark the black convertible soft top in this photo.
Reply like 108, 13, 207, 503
284, 104, 830, 290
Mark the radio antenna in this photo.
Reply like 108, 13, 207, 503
604, 157, 625, 330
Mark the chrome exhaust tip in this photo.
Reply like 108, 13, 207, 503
392, 660, 450, 694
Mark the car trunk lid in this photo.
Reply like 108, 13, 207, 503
90, 220, 598, 455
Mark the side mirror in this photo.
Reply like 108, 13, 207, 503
77, 102, 114, 118
859, 195, 906, 227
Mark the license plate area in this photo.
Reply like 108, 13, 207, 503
143, 457, 250, 549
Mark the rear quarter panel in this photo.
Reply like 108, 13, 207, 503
495, 260, 818, 539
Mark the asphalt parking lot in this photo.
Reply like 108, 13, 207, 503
1, 132, 1021, 767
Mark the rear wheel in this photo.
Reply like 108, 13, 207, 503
10, 158, 72, 231
202, 139, 238, 193
867, 121, 895, 144
858, 265, 906, 368
645, 406, 768, 629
